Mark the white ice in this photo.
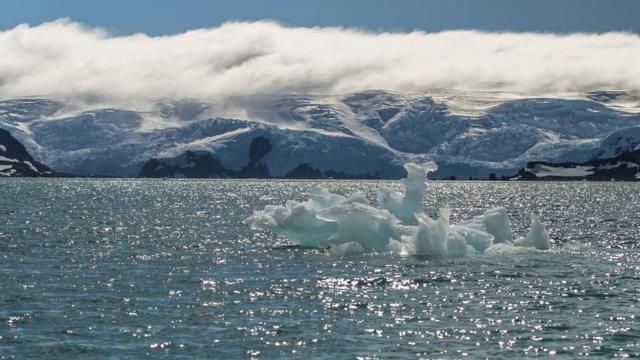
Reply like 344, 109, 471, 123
378, 163, 434, 225
329, 241, 367, 257
513, 213, 550, 250
390, 210, 450, 258
318, 202, 399, 252
245, 162, 565, 258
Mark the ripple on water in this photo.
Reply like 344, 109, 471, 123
0, 179, 639, 358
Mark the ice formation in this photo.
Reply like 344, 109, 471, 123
245, 162, 562, 258
514, 213, 550, 250
378, 163, 434, 225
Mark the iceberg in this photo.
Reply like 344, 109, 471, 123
329, 241, 367, 257
244, 188, 370, 248
245, 194, 336, 248
459, 207, 514, 244
378, 163, 434, 225
390, 210, 450, 258
484, 243, 541, 256
513, 213, 550, 250
318, 202, 399, 252
449, 224, 495, 253
245, 162, 559, 258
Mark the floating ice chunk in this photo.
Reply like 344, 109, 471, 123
308, 187, 348, 210
465, 245, 478, 255
390, 209, 450, 258
244, 187, 373, 248
480, 208, 514, 244
484, 243, 541, 256
411, 210, 450, 258
244, 201, 337, 247
449, 225, 494, 253
391, 223, 419, 239
329, 241, 366, 257
514, 213, 550, 250
245, 162, 562, 259
342, 192, 370, 205
378, 162, 436, 225
446, 231, 469, 258
318, 202, 399, 252
459, 207, 514, 244
564, 240, 588, 252
389, 239, 410, 256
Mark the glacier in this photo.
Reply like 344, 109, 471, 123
516, 124, 640, 181
1, 90, 640, 179
245, 162, 566, 258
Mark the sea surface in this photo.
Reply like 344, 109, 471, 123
1, 179, 640, 359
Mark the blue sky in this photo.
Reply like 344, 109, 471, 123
1, 0, 640, 35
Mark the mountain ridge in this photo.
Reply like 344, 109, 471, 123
1, 91, 640, 179
0, 128, 60, 177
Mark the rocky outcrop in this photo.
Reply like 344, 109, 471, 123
512, 150, 640, 181
138, 136, 380, 179
0, 128, 60, 177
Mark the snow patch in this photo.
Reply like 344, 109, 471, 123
597, 161, 639, 170
0, 156, 18, 163
530, 164, 594, 178
23, 161, 39, 173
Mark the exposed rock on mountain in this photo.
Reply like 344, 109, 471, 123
2, 92, 640, 179
0, 128, 58, 177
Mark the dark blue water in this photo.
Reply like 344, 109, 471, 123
1, 179, 640, 358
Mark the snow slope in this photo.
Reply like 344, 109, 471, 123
595, 125, 640, 159
1, 91, 640, 178
515, 124, 640, 181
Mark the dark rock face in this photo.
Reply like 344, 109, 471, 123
139, 136, 273, 178
285, 163, 324, 179
236, 136, 272, 178
513, 150, 640, 181
138, 136, 380, 179
1, 129, 33, 161
0, 128, 59, 177
248, 136, 272, 166
138, 152, 227, 178
285, 164, 380, 179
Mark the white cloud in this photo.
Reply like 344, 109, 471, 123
1, 19, 639, 107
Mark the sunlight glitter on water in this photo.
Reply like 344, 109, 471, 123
0, 179, 639, 358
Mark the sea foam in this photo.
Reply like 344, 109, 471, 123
245, 163, 568, 257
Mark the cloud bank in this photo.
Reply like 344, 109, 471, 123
1, 19, 639, 107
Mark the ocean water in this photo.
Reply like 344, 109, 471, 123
1, 179, 639, 359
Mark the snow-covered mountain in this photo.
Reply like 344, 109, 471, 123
595, 125, 640, 159
0, 128, 57, 177
513, 124, 640, 181
1, 91, 640, 178
514, 149, 640, 181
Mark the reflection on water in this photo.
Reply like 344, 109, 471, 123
0, 179, 639, 358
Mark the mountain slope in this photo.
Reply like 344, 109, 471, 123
1, 91, 640, 179
513, 125, 640, 181
0, 128, 58, 177
515, 150, 640, 181
595, 125, 640, 159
